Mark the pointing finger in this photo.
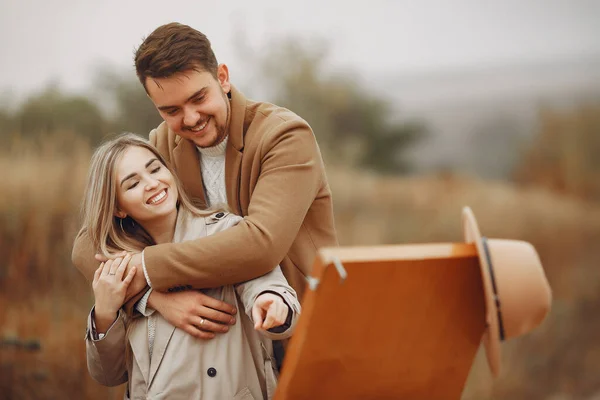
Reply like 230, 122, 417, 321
262, 303, 277, 329
252, 305, 264, 330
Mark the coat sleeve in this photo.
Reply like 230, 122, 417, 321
85, 308, 128, 387
143, 118, 323, 290
235, 266, 301, 341
71, 228, 99, 283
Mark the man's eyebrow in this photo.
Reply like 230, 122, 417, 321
120, 158, 159, 186
157, 88, 207, 111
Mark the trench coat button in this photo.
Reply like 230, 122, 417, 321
215, 212, 225, 219
207, 367, 217, 377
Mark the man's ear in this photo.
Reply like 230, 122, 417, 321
217, 64, 231, 95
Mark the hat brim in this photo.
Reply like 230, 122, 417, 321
462, 206, 501, 377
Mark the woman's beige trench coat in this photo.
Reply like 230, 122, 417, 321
85, 210, 301, 399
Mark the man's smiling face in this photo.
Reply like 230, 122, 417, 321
146, 64, 231, 148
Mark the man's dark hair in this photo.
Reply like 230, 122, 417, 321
134, 22, 218, 91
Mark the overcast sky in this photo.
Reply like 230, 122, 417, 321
1, 0, 599, 98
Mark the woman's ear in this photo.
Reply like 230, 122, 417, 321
115, 209, 127, 219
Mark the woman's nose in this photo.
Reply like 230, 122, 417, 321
145, 176, 159, 189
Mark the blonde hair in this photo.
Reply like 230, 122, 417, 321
81, 132, 214, 257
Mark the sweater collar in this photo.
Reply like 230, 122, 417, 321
196, 136, 228, 157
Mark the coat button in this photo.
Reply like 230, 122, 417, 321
215, 212, 225, 219
207, 367, 217, 377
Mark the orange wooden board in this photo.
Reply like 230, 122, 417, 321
275, 243, 486, 400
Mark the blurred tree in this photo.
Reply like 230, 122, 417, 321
14, 84, 108, 143
93, 66, 162, 137
240, 38, 426, 174
514, 104, 600, 201
0, 109, 14, 135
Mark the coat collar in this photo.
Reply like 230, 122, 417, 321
172, 207, 207, 242
172, 138, 207, 208
171, 85, 246, 214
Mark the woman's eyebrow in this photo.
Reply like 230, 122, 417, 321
120, 172, 138, 187
120, 158, 159, 186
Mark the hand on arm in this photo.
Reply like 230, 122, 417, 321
95, 251, 148, 302
92, 255, 136, 333
72, 230, 147, 315
147, 290, 237, 340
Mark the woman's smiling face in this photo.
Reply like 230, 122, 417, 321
114, 145, 178, 224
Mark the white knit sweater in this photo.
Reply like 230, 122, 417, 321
196, 136, 228, 207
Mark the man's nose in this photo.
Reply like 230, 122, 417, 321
183, 107, 201, 128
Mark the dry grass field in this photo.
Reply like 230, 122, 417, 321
1, 132, 598, 399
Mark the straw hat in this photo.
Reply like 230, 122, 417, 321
462, 207, 552, 377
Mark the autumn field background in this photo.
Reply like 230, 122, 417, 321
1, 10, 600, 398
1, 104, 600, 398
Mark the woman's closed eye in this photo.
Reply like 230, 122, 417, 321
151, 165, 161, 173
127, 181, 139, 190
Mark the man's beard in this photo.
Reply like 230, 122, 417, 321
191, 89, 230, 148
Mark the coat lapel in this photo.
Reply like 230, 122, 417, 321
147, 316, 177, 388
128, 318, 151, 385
225, 86, 246, 215
172, 137, 207, 208
225, 145, 243, 215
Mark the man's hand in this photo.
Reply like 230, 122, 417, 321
95, 252, 147, 302
148, 290, 237, 340
252, 292, 290, 331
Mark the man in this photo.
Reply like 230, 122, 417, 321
72, 22, 338, 342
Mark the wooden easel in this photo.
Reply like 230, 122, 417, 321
275, 243, 486, 400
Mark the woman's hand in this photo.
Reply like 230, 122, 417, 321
95, 251, 146, 302
92, 255, 136, 333
252, 292, 289, 331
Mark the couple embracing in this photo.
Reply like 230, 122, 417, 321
72, 22, 337, 399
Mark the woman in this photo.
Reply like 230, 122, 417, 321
82, 133, 300, 399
